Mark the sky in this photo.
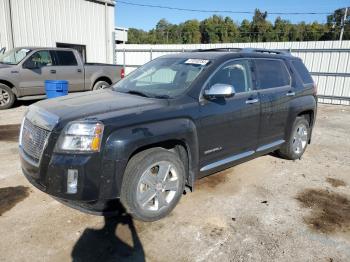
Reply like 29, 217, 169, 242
115, 0, 349, 30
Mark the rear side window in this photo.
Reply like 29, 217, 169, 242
53, 51, 78, 66
292, 60, 313, 84
255, 59, 290, 89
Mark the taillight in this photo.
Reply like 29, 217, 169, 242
313, 82, 317, 95
120, 68, 125, 79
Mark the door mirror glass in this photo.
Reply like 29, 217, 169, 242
204, 83, 236, 98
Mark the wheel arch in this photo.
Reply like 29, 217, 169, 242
91, 76, 112, 90
103, 119, 199, 194
0, 79, 18, 97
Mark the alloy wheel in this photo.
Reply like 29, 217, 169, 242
0, 88, 10, 107
136, 161, 180, 212
292, 123, 308, 154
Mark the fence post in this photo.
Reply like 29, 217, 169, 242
150, 47, 153, 61
123, 47, 126, 71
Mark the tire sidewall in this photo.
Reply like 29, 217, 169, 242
121, 149, 185, 222
0, 84, 15, 110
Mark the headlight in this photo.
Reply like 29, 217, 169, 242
57, 121, 104, 152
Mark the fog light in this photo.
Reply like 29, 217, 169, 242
67, 169, 78, 194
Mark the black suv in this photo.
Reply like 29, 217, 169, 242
20, 48, 317, 221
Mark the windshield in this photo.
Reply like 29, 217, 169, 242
113, 57, 210, 98
0, 48, 32, 65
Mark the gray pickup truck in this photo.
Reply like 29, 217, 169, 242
0, 47, 123, 109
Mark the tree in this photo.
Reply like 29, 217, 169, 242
181, 20, 201, 43
250, 9, 274, 42
200, 15, 239, 43
125, 8, 348, 44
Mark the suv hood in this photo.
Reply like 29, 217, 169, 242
28, 90, 166, 129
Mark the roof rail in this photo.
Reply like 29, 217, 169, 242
242, 48, 291, 55
192, 47, 291, 56
193, 48, 242, 52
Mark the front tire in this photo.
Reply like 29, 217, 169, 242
121, 148, 185, 222
0, 84, 15, 110
278, 117, 310, 160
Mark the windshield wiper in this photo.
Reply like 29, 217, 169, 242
123, 90, 150, 98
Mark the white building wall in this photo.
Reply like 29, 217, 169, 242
1, 0, 115, 63
0, 0, 11, 50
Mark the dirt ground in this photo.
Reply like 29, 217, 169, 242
0, 103, 349, 262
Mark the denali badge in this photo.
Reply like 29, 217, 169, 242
204, 147, 223, 155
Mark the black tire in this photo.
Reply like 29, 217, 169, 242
0, 84, 15, 110
93, 80, 110, 90
277, 116, 310, 160
120, 148, 185, 222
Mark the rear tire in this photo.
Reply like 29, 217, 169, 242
120, 148, 185, 222
277, 117, 310, 160
93, 80, 110, 90
0, 84, 15, 110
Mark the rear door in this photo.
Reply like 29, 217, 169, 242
254, 58, 293, 149
50, 50, 84, 92
198, 59, 260, 173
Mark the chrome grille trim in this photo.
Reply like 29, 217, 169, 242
21, 118, 50, 163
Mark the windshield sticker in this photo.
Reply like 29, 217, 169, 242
21, 49, 31, 53
185, 59, 209, 66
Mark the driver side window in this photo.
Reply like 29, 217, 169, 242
208, 60, 253, 93
25, 51, 52, 68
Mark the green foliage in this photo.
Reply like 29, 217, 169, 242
126, 8, 350, 44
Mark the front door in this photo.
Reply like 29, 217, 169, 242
19, 50, 54, 96
198, 59, 260, 174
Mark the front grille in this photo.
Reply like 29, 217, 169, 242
21, 118, 50, 163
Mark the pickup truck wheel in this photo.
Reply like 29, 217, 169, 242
93, 81, 110, 90
0, 84, 15, 110
277, 117, 310, 160
121, 148, 185, 222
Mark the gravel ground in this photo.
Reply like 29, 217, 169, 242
0, 103, 349, 262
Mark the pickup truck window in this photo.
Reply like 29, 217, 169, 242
0, 48, 32, 65
52, 51, 78, 66
113, 57, 209, 98
255, 59, 290, 89
24, 51, 53, 68
208, 60, 253, 93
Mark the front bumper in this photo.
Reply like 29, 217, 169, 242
20, 146, 121, 211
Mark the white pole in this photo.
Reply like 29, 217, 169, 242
340, 7, 348, 42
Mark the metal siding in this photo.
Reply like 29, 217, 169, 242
7, 0, 114, 63
0, 1, 10, 49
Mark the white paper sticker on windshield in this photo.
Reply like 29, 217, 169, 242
21, 49, 31, 53
185, 59, 209, 65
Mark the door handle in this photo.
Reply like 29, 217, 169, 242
245, 98, 259, 104
50, 69, 56, 74
286, 91, 295, 96
77, 69, 82, 73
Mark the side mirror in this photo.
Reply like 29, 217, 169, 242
204, 83, 235, 99
0, 47, 5, 55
